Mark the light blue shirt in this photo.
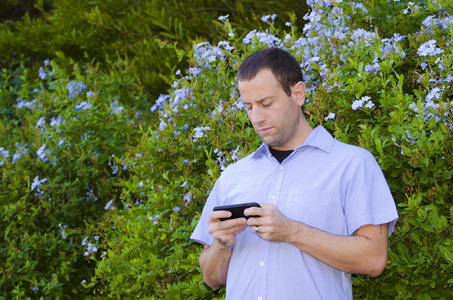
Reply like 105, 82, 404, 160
191, 126, 398, 300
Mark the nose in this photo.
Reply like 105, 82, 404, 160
249, 106, 266, 126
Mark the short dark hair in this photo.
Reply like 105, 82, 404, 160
237, 48, 303, 96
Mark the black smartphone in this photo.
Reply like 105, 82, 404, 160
213, 202, 261, 220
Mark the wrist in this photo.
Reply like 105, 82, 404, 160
213, 239, 234, 254
285, 220, 308, 246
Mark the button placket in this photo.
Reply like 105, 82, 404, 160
269, 164, 285, 204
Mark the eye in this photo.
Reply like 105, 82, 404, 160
262, 101, 272, 107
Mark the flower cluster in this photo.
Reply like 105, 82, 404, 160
0, 147, 9, 166
149, 214, 160, 225
104, 199, 114, 210
352, 96, 375, 111
16, 98, 38, 109
67, 81, 87, 98
192, 126, 210, 142
82, 236, 98, 256
31, 176, 47, 191
74, 101, 92, 112
243, 29, 283, 48
10, 144, 29, 165
417, 40, 444, 57
58, 223, 67, 239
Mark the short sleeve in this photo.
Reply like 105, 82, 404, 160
343, 151, 399, 236
190, 176, 224, 245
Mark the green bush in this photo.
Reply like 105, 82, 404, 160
0, 0, 309, 99
0, 54, 155, 298
91, 0, 452, 298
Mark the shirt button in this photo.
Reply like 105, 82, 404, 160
260, 261, 265, 266
278, 165, 283, 170
271, 195, 276, 200
258, 297, 263, 300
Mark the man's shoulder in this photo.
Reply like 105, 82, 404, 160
327, 139, 381, 175
331, 138, 370, 156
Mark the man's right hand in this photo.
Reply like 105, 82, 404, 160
199, 211, 247, 289
208, 210, 247, 248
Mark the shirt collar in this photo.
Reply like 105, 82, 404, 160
251, 126, 334, 159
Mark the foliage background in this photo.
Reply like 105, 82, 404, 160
0, 0, 452, 299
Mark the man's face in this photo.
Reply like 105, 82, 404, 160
238, 69, 306, 151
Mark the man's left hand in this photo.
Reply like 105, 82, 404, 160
244, 203, 294, 243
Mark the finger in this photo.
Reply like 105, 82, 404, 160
210, 218, 247, 234
244, 206, 263, 217
211, 223, 247, 245
259, 203, 276, 210
209, 210, 232, 222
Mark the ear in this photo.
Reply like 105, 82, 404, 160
291, 81, 306, 107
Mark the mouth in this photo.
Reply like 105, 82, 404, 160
257, 126, 273, 135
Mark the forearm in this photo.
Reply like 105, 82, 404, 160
286, 221, 388, 277
199, 241, 233, 289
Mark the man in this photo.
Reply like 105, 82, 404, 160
190, 48, 398, 299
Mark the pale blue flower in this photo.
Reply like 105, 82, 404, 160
426, 87, 442, 101
150, 214, 161, 225
58, 138, 66, 147
417, 40, 444, 57
36, 117, 46, 128
262, 15, 271, 23
151, 94, 170, 112
351, 3, 368, 14
58, 223, 67, 239
261, 14, 277, 23
105, 200, 114, 210
0, 147, 9, 166
110, 101, 124, 115
16, 98, 38, 109
83, 238, 98, 256
365, 101, 375, 109
193, 126, 210, 142
112, 164, 118, 175
159, 120, 168, 131
324, 112, 336, 121
218, 14, 229, 21
31, 176, 47, 191
218, 41, 234, 51
352, 96, 374, 111
74, 101, 92, 111
184, 192, 193, 206
50, 115, 63, 127
12, 144, 28, 165
67, 81, 87, 98
365, 63, 380, 74
39, 67, 47, 80
36, 144, 47, 161
243, 30, 283, 48
86, 91, 95, 98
